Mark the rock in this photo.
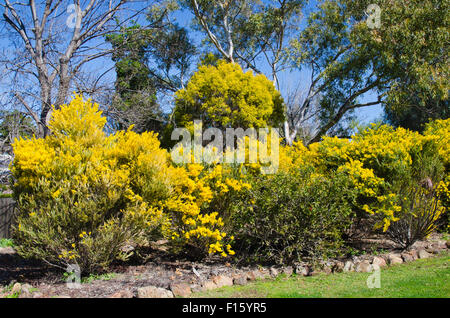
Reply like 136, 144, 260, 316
282, 266, 294, 277
170, 283, 192, 298
372, 256, 387, 267
32, 292, 44, 298
247, 270, 264, 281
446, 240, 450, 249
269, 267, 279, 277
0, 247, 15, 255
108, 289, 134, 298
409, 250, 418, 260
355, 260, 373, 273
322, 264, 332, 274
137, 286, 174, 298
427, 247, 441, 254
11, 283, 22, 295
18, 284, 33, 298
190, 284, 203, 293
418, 249, 431, 259
332, 261, 345, 273
343, 261, 354, 272
401, 253, 414, 262
388, 254, 403, 265
232, 274, 248, 286
259, 268, 271, 279
246, 271, 256, 281
55, 295, 71, 298
21, 284, 33, 294
202, 280, 218, 291
211, 275, 233, 288
294, 265, 310, 276
433, 241, 447, 250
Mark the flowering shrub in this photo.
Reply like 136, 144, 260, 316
424, 118, 450, 169
11, 95, 236, 273
163, 163, 248, 258
425, 119, 450, 230
172, 60, 285, 133
278, 122, 448, 245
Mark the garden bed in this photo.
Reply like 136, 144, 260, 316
1, 233, 448, 298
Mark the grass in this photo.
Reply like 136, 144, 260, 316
81, 272, 118, 284
192, 252, 450, 298
60, 271, 118, 284
0, 238, 14, 248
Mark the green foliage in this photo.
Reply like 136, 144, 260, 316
0, 110, 34, 143
384, 97, 449, 133
106, 3, 196, 133
227, 170, 358, 264
106, 24, 163, 133
81, 272, 118, 284
0, 238, 14, 248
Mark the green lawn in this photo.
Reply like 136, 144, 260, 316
192, 252, 450, 298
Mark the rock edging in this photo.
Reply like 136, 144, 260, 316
134, 239, 449, 298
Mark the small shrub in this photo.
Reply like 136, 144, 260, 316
0, 238, 14, 248
386, 186, 445, 248
228, 169, 358, 264
385, 135, 447, 248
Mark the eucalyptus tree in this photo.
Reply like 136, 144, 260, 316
286, 0, 449, 144
106, 0, 197, 133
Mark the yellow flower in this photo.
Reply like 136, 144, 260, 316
52, 189, 61, 198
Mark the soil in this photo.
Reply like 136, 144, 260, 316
0, 247, 249, 298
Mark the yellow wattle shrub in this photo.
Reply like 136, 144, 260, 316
424, 118, 450, 168
278, 122, 448, 234
11, 95, 234, 273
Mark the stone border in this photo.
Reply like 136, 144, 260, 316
135, 239, 450, 298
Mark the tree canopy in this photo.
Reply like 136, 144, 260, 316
172, 60, 285, 132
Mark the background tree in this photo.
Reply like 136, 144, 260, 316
385, 95, 449, 133
0, 110, 34, 150
0, 0, 143, 137
171, 60, 285, 135
105, 1, 196, 133
286, 0, 449, 144
182, 0, 306, 144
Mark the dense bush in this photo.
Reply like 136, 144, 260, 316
11, 95, 237, 273
275, 122, 449, 247
167, 61, 285, 138
223, 169, 358, 264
